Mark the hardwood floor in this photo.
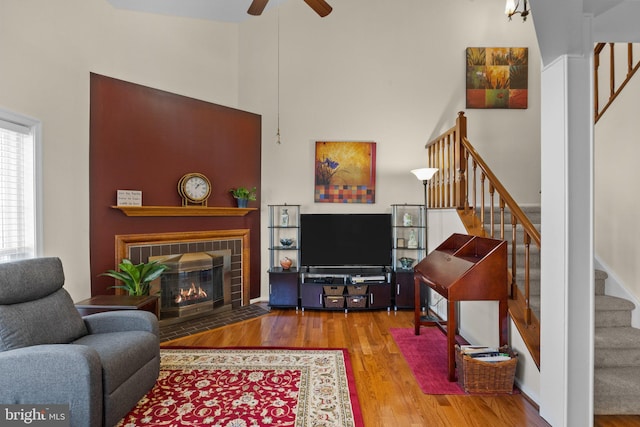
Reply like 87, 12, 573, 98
163, 307, 552, 427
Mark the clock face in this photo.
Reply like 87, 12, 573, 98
184, 176, 209, 200
179, 173, 211, 205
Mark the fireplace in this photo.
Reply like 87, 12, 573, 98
150, 250, 231, 320
114, 230, 251, 325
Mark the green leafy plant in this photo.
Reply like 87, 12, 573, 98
101, 259, 169, 296
229, 186, 257, 201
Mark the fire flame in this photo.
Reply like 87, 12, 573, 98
174, 282, 208, 304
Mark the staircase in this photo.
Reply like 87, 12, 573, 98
594, 269, 640, 414
425, 111, 542, 367
593, 42, 640, 415
482, 205, 541, 320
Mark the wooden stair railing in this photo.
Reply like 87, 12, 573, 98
594, 43, 640, 123
425, 111, 541, 368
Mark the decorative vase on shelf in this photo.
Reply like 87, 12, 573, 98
403, 213, 412, 226
407, 229, 418, 248
237, 198, 248, 208
280, 208, 289, 227
280, 257, 293, 270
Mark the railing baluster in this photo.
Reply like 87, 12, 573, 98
524, 233, 531, 325
499, 198, 506, 240
472, 159, 477, 217
488, 183, 495, 239
511, 215, 518, 299
464, 152, 470, 212
446, 135, 451, 207
595, 42, 640, 123
480, 172, 485, 226
609, 42, 615, 98
595, 43, 601, 119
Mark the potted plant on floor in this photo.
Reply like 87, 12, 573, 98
229, 186, 256, 208
101, 259, 169, 296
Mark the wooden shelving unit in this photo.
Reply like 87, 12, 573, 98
111, 206, 257, 217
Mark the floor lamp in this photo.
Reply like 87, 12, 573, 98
411, 167, 439, 321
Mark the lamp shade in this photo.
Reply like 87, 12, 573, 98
411, 168, 439, 181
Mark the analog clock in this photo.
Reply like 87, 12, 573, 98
178, 173, 211, 206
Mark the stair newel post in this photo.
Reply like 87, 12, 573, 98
594, 43, 602, 119
454, 111, 467, 210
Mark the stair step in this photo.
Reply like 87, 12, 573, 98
596, 295, 636, 311
478, 205, 541, 224
595, 327, 640, 367
595, 295, 635, 327
594, 367, 640, 414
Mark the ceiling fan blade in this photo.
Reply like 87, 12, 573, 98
248, 0, 269, 16
303, 0, 332, 17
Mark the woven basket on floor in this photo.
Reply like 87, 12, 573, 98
455, 345, 518, 394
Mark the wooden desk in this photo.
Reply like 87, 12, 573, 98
75, 295, 159, 318
414, 233, 508, 381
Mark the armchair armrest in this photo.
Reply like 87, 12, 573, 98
0, 344, 103, 427
83, 310, 159, 336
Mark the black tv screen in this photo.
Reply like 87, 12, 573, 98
300, 214, 392, 267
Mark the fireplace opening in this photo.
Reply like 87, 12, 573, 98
150, 250, 231, 322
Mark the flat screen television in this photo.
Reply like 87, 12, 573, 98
300, 213, 392, 268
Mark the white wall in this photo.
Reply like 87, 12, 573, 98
237, 0, 542, 297
595, 47, 640, 303
1, 0, 240, 300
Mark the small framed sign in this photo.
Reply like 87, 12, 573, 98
117, 190, 142, 206
397, 237, 406, 248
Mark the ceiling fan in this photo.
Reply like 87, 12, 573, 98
248, 0, 333, 17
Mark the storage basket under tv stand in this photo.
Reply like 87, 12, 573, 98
299, 267, 392, 312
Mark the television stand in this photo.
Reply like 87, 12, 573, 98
299, 266, 392, 312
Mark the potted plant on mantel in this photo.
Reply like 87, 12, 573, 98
101, 259, 169, 296
229, 186, 256, 208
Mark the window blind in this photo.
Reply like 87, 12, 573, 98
0, 118, 35, 262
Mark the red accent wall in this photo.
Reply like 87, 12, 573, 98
89, 73, 261, 298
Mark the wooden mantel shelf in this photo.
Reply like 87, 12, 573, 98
111, 205, 257, 217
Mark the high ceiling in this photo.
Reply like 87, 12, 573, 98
106, 0, 286, 23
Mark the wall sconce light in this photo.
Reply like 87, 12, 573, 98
505, 0, 529, 22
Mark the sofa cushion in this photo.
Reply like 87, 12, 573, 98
0, 288, 88, 352
73, 330, 159, 395
0, 257, 66, 305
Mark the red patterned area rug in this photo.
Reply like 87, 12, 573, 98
117, 347, 363, 427
390, 327, 467, 395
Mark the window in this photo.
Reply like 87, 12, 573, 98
0, 109, 41, 262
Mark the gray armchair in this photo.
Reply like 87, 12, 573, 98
0, 257, 160, 427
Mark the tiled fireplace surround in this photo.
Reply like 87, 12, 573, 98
114, 230, 251, 323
